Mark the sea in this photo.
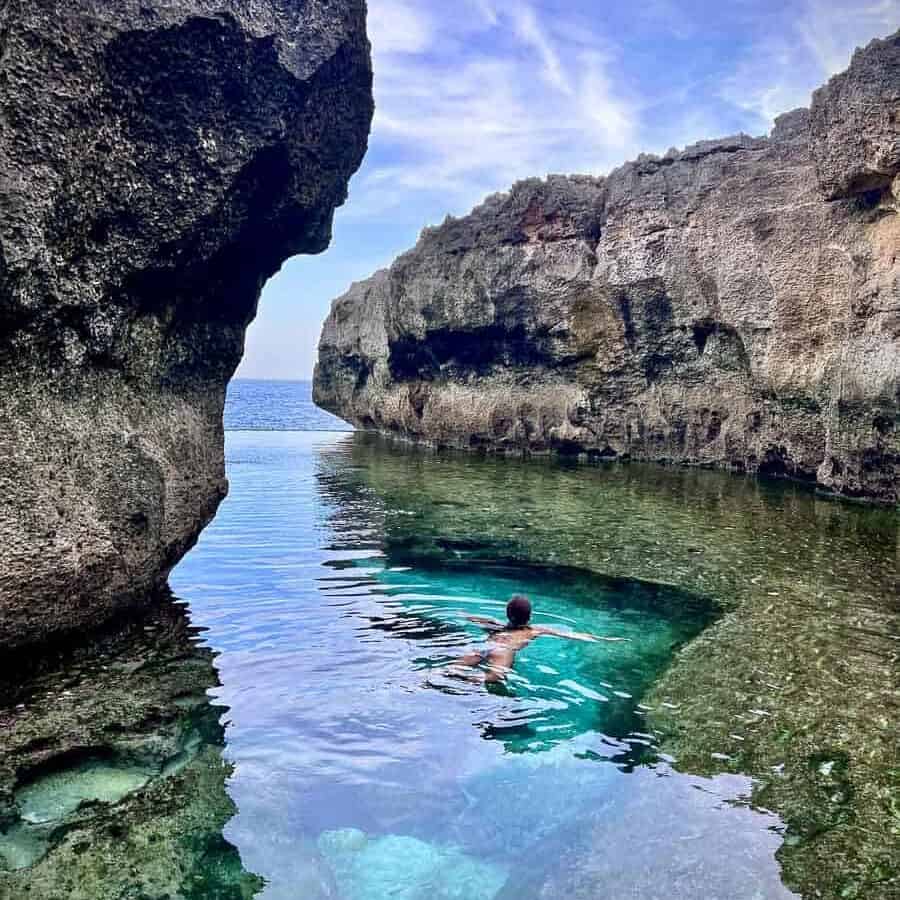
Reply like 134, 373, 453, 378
5, 378, 897, 899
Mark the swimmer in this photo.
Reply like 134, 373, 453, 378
448, 594, 626, 684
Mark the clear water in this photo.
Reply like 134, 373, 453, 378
16, 759, 152, 826
162, 380, 803, 899
2, 380, 895, 899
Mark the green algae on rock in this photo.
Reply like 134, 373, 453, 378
316, 433, 899, 900
0, 600, 262, 900
16, 758, 153, 826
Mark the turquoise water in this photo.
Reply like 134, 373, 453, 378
3, 381, 894, 897
355, 558, 715, 756
164, 388, 800, 899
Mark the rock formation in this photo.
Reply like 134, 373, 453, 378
0, 599, 262, 898
316, 30, 899, 504
0, 1, 373, 647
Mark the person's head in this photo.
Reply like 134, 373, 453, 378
506, 594, 532, 627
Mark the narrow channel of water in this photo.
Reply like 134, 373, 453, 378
1, 382, 896, 900
169, 429, 796, 900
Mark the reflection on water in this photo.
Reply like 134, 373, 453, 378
3, 425, 895, 900
167, 431, 811, 899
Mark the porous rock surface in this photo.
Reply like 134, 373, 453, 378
316, 30, 900, 503
0, 0, 373, 647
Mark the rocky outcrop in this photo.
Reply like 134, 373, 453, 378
0, 599, 262, 898
0, 0, 373, 648
315, 30, 899, 503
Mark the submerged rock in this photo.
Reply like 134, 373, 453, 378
0, 599, 262, 898
315, 30, 899, 504
16, 758, 152, 826
0, 0, 373, 647
322, 436, 900, 899
318, 829, 508, 900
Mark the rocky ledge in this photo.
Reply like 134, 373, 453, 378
316, 30, 899, 504
0, 1, 373, 647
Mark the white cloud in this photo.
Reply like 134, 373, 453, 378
509, 5, 572, 95
801, 0, 900, 74
720, 0, 900, 129
367, 0, 433, 55
356, 0, 899, 221
579, 51, 638, 150
353, 0, 641, 221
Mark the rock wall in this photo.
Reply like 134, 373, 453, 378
0, 0, 373, 647
316, 31, 899, 504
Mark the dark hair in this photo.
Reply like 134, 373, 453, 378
506, 595, 532, 627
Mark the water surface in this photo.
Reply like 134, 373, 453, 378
171, 427, 796, 900
1, 380, 895, 900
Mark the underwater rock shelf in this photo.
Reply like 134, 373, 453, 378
0, 601, 262, 899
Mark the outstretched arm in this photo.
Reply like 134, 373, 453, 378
535, 626, 628, 643
466, 614, 505, 632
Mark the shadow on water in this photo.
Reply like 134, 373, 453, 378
0, 597, 262, 900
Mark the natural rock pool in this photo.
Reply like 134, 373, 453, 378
1, 410, 897, 899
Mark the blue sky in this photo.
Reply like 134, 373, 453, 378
236, 0, 899, 379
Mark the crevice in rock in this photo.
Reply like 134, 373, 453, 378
388, 325, 561, 381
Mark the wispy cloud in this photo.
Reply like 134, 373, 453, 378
720, 0, 900, 129
366, 0, 433, 54
351, 0, 899, 224
509, 5, 573, 95
802, 0, 900, 74
352, 0, 640, 221
241, 0, 899, 378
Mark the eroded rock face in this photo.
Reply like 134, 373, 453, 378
316, 31, 899, 504
0, 0, 373, 647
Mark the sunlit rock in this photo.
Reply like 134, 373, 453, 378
316, 30, 899, 504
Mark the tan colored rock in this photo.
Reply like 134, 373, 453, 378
316, 32, 899, 503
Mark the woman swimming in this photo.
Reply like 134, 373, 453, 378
449, 594, 626, 683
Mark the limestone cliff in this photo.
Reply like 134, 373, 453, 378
316, 30, 899, 504
0, 0, 373, 647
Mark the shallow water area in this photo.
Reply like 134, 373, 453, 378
2, 381, 895, 900
168, 422, 806, 899
16, 758, 152, 825
0, 600, 263, 900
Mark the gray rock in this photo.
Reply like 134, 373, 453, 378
0, 0, 373, 647
810, 31, 900, 199
316, 30, 899, 504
